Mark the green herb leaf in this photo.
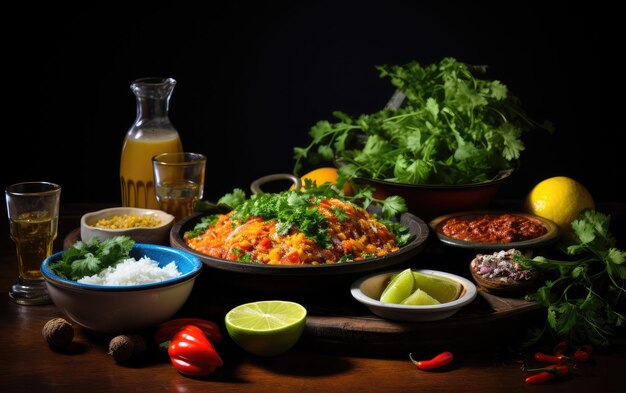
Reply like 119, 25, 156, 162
294, 57, 552, 186
514, 209, 626, 349
49, 236, 135, 281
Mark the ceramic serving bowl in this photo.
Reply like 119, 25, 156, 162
349, 169, 514, 221
350, 269, 477, 322
81, 207, 175, 245
428, 210, 560, 251
41, 243, 202, 334
468, 249, 540, 296
170, 211, 430, 293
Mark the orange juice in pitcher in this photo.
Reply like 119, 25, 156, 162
120, 77, 183, 209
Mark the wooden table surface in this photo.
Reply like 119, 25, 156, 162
1, 202, 624, 393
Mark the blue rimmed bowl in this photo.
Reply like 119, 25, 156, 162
41, 244, 202, 334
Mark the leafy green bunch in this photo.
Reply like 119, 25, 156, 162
293, 57, 552, 185
49, 236, 135, 280
515, 209, 626, 348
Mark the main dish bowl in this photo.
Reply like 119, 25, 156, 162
350, 169, 514, 221
81, 207, 174, 245
350, 269, 477, 322
41, 243, 202, 334
169, 212, 430, 293
429, 210, 560, 251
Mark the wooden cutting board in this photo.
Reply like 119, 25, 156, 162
175, 260, 544, 356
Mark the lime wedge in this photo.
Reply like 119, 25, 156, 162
401, 288, 441, 305
225, 300, 307, 357
412, 271, 462, 303
379, 268, 415, 304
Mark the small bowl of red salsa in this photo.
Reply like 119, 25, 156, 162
429, 210, 560, 250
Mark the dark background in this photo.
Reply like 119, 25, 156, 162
2, 1, 622, 206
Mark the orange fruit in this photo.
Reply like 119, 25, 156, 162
523, 176, 595, 235
292, 167, 353, 194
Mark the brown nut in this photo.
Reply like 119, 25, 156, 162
42, 318, 74, 351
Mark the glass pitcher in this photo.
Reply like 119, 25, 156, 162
120, 77, 183, 209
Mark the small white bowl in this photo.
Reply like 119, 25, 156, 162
81, 207, 174, 245
350, 269, 477, 322
41, 243, 202, 334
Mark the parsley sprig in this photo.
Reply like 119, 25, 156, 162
294, 57, 553, 185
514, 209, 626, 348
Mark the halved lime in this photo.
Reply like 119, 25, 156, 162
401, 288, 441, 305
379, 268, 415, 304
224, 300, 307, 357
412, 271, 462, 303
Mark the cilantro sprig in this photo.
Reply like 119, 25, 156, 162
514, 209, 626, 348
294, 57, 553, 185
49, 236, 135, 281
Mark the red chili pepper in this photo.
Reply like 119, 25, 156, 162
579, 344, 593, 355
409, 351, 454, 370
155, 318, 223, 346
573, 349, 590, 362
554, 340, 569, 356
524, 364, 569, 384
534, 351, 565, 364
168, 325, 223, 377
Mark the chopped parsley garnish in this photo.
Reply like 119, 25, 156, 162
331, 205, 350, 222
188, 186, 413, 250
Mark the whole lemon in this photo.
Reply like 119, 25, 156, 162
523, 176, 595, 234
292, 167, 353, 194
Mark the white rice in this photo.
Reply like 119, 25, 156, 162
77, 256, 182, 286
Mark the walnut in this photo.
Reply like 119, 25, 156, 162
108, 334, 147, 362
42, 318, 74, 351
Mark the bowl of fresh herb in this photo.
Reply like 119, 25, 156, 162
41, 236, 202, 334
293, 57, 552, 220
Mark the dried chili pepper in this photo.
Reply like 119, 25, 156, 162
409, 351, 454, 370
571, 344, 593, 363
573, 350, 590, 362
167, 325, 223, 377
524, 364, 569, 384
554, 340, 568, 356
534, 351, 565, 364
155, 317, 223, 346
538, 342, 593, 365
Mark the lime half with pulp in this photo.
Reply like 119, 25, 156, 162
225, 300, 307, 357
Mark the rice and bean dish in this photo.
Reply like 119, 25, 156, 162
183, 191, 409, 265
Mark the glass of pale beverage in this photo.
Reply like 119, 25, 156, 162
5, 182, 61, 305
152, 152, 206, 222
